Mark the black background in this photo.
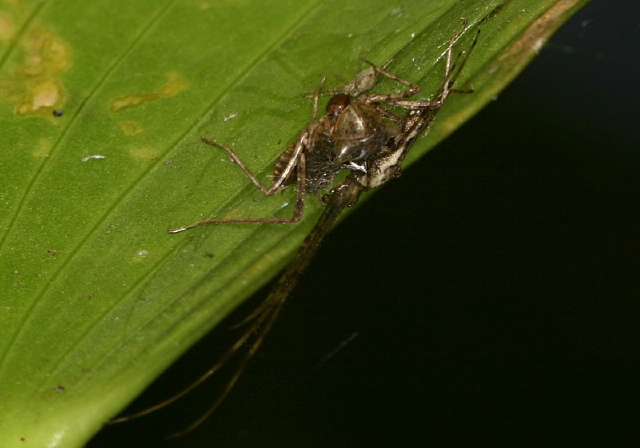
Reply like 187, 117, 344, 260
91, 1, 640, 446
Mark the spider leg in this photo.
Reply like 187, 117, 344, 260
357, 57, 422, 103
167, 136, 309, 232
110, 277, 287, 432
306, 59, 393, 98
200, 136, 302, 196
167, 293, 287, 438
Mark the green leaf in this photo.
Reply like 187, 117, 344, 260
0, 0, 589, 446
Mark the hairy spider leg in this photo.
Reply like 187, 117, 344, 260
369, 18, 480, 187
315, 58, 393, 97
168, 79, 331, 233
170, 179, 363, 438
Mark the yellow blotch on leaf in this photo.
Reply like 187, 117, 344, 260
129, 146, 161, 162
110, 73, 187, 112
1, 27, 70, 116
120, 121, 144, 135
32, 138, 53, 159
0, 12, 17, 42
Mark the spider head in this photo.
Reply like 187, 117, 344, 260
326, 94, 350, 118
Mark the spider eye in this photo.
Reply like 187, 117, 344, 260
326, 94, 350, 117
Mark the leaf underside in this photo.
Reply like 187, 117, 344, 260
0, 0, 588, 446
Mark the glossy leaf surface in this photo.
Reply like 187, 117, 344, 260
0, 0, 588, 446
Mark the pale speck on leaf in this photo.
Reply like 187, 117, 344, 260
82, 155, 106, 162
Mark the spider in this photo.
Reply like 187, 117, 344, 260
113, 18, 479, 437
168, 56, 432, 232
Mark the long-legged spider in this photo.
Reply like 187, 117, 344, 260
168, 55, 432, 232
113, 18, 479, 437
